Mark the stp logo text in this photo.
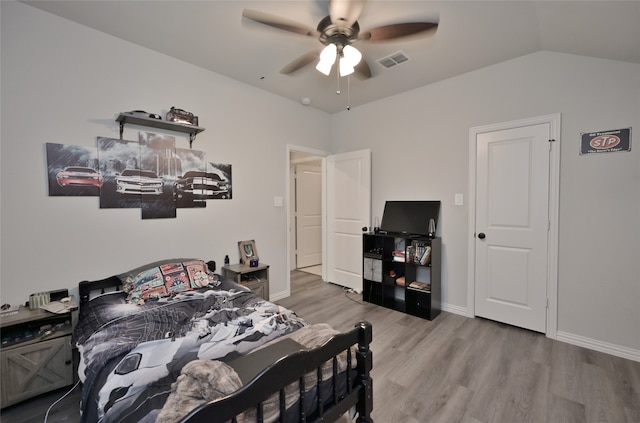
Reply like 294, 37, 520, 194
590, 135, 621, 149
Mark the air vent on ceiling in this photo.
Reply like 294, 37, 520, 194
377, 51, 410, 69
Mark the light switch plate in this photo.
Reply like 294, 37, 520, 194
273, 196, 284, 207
455, 193, 464, 206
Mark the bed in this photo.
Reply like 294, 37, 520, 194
73, 258, 373, 423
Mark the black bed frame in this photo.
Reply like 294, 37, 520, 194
182, 321, 373, 423
77, 262, 374, 423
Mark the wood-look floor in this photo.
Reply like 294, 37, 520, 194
280, 271, 640, 423
3, 270, 639, 423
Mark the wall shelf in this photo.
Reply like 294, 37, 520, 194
116, 112, 205, 148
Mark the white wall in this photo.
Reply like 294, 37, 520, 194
0, 2, 332, 304
332, 51, 640, 357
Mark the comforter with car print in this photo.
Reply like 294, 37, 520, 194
73, 282, 306, 423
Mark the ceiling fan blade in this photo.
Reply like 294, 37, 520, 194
359, 22, 438, 42
242, 9, 318, 37
353, 58, 371, 80
280, 50, 321, 75
329, 0, 366, 27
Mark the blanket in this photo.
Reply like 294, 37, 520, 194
157, 360, 242, 423
74, 286, 306, 423
156, 324, 355, 423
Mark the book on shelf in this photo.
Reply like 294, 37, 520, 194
406, 244, 415, 263
408, 281, 431, 291
419, 246, 432, 265
409, 240, 431, 264
392, 249, 405, 262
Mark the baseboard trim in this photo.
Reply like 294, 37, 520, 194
556, 331, 640, 363
441, 303, 639, 362
269, 290, 290, 302
441, 302, 472, 317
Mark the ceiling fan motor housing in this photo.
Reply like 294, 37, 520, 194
317, 15, 359, 47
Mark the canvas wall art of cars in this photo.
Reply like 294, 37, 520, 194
56, 166, 103, 188
174, 171, 229, 201
46, 143, 102, 197
116, 169, 163, 195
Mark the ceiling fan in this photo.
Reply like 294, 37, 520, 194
242, 0, 438, 80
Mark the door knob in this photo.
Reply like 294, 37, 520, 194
477, 232, 486, 239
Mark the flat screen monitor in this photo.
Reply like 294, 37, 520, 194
379, 201, 440, 236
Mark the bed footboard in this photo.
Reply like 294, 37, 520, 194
181, 321, 373, 423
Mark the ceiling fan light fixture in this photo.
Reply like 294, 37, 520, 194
342, 45, 362, 66
338, 45, 361, 76
316, 60, 333, 76
316, 43, 337, 75
339, 58, 355, 76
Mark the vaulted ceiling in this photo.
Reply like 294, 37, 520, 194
23, 1, 640, 114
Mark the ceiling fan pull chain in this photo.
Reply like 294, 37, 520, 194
347, 75, 351, 111
336, 68, 341, 95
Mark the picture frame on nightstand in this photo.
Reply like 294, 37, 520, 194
238, 240, 258, 265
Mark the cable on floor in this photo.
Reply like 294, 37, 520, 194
44, 380, 80, 423
343, 287, 365, 304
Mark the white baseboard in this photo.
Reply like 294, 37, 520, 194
269, 289, 290, 302
556, 331, 640, 363
441, 302, 472, 317
441, 303, 639, 363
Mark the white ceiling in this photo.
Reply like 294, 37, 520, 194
22, 1, 640, 114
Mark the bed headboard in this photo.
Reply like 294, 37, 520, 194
78, 260, 216, 304
78, 275, 122, 304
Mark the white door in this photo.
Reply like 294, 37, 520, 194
295, 164, 322, 268
475, 123, 551, 333
326, 149, 371, 292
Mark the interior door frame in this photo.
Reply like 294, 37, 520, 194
467, 113, 561, 339
284, 144, 329, 299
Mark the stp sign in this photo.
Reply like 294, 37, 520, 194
581, 128, 631, 155
590, 135, 620, 149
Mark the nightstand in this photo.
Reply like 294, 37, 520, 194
0, 299, 77, 408
222, 263, 270, 300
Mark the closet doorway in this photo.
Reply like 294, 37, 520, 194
468, 114, 560, 336
289, 148, 325, 279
